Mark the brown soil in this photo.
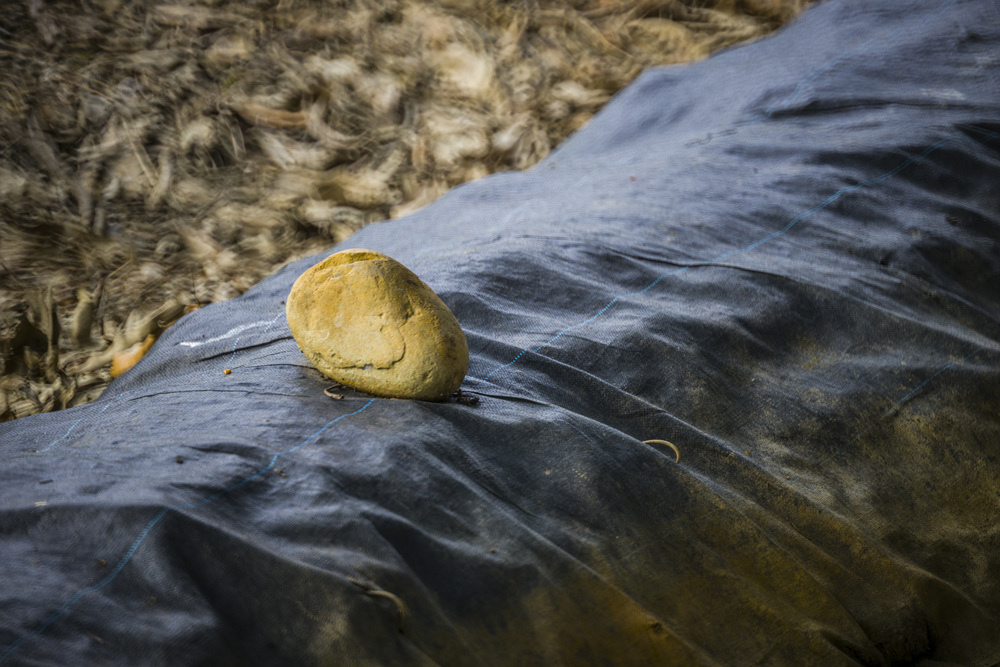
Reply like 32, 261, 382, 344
0, 0, 811, 421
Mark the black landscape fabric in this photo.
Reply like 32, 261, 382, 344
3, 0, 1000, 664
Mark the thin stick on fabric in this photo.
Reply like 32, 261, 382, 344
884, 347, 989, 416
350, 578, 408, 633
643, 439, 681, 463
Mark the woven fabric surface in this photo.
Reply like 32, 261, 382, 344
2, 0, 999, 663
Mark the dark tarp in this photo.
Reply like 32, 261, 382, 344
2, 0, 1000, 664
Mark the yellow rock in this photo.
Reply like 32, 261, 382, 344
286, 249, 469, 400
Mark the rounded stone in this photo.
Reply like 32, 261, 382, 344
286, 248, 469, 401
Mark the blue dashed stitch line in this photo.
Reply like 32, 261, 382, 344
803, 346, 992, 468
0, 398, 376, 665
764, 0, 958, 117
889, 347, 987, 413
484, 138, 955, 381
34, 393, 124, 455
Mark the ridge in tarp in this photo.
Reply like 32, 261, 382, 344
2, 0, 999, 664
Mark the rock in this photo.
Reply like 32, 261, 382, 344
285, 249, 469, 401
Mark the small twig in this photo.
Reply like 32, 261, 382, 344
642, 439, 680, 463
366, 589, 407, 632
349, 578, 406, 632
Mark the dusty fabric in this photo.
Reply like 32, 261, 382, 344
2, 0, 999, 664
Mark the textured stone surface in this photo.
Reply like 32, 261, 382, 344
286, 249, 468, 400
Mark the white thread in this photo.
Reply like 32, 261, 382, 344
178, 320, 273, 348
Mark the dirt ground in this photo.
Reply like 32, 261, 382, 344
0, 0, 811, 421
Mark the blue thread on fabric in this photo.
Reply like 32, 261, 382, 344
763, 344, 995, 489
889, 347, 987, 413
796, 346, 992, 473
0, 397, 375, 665
0, 392, 126, 463
35, 393, 124, 454
764, 0, 958, 116
484, 139, 954, 381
